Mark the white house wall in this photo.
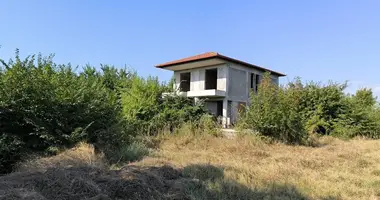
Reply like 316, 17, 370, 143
171, 61, 281, 128
217, 65, 227, 91
173, 64, 227, 92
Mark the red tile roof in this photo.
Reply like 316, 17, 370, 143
155, 52, 285, 76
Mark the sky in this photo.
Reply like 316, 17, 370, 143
1, 0, 380, 97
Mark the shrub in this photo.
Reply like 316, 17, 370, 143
0, 51, 128, 173
109, 141, 150, 163
196, 114, 221, 136
239, 73, 307, 144
332, 89, 380, 138
0, 50, 214, 173
240, 74, 380, 142
120, 76, 208, 135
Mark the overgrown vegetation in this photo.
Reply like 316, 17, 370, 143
2, 50, 380, 199
134, 133, 380, 200
0, 50, 208, 173
239, 73, 380, 144
1, 49, 380, 176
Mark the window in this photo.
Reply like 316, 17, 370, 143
250, 73, 256, 90
179, 72, 190, 92
255, 74, 261, 92
271, 77, 278, 85
250, 73, 262, 93
205, 68, 218, 89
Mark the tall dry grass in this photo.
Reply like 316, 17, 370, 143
135, 133, 380, 200
16, 143, 106, 172
4, 133, 380, 200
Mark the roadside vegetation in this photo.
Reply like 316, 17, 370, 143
1, 50, 380, 199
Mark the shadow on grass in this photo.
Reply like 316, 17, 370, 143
0, 163, 339, 200
181, 164, 338, 200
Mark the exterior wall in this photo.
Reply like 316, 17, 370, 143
228, 67, 248, 102
172, 62, 281, 128
230, 101, 239, 125
173, 64, 227, 93
226, 62, 280, 103
224, 62, 280, 127
217, 65, 227, 91
205, 101, 218, 116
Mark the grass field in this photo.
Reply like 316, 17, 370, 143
134, 133, 380, 200
2, 134, 380, 200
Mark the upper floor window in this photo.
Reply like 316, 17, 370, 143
250, 73, 261, 93
179, 72, 190, 92
205, 68, 217, 90
256, 74, 261, 92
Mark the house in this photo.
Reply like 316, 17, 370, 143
155, 52, 286, 127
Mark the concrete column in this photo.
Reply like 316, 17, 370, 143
194, 97, 200, 104
222, 99, 228, 128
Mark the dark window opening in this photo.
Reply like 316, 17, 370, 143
216, 101, 223, 117
255, 74, 261, 92
250, 73, 255, 91
250, 73, 261, 93
205, 68, 217, 90
180, 72, 190, 92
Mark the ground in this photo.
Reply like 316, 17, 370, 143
134, 134, 380, 200
1, 134, 380, 200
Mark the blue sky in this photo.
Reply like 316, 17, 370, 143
1, 0, 380, 97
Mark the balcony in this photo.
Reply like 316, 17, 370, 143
186, 89, 226, 97
162, 89, 226, 98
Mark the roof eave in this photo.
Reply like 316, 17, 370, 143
155, 54, 286, 77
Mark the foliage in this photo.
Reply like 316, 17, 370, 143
120, 76, 208, 135
239, 73, 307, 144
0, 51, 132, 173
333, 89, 380, 138
288, 78, 348, 135
110, 141, 150, 163
239, 73, 380, 142
0, 50, 211, 173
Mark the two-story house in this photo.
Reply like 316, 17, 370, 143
156, 52, 286, 127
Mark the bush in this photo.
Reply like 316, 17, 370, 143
0, 50, 213, 173
289, 78, 348, 135
196, 114, 221, 136
332, 89, 380, 138
0, 51, 128, 173
239, 73, 307, 144
239, 74, 380, 143
120, 76, 208, 135
109, 141, 150, 163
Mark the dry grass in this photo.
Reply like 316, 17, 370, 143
134, 133, 380, 200
1, 143, 185, 200
16, 143, 106, 172
2, 135, 380, 199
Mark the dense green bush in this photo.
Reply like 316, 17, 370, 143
0, 51, 130, 173
120, 75, 208, 135
239, 73, 380, 143
239, 73, 307, 144
333, 89, 380, 138
288, 78, 348, 135
0, 50, 211, 173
